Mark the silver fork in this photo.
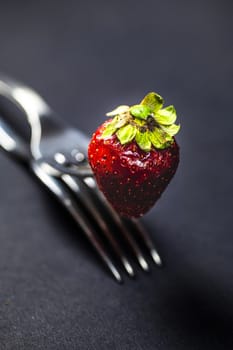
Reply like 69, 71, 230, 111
0, 74, 162, 282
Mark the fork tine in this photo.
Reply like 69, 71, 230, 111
85, 181, 150, 272
31, 162, 123, 283
61, 174, 135, 277
67, 200, 123, 283
129, 218, 162, 266
105, 202, 150, 272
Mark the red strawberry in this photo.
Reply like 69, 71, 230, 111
88, 92, 180, 218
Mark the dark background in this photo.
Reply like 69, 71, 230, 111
0, 0, 233, 349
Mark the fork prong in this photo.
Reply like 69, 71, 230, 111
80, 174, 161, 269
68, 202, 123, 283
69, 206, 123, 283
115, 218, 150, 272
88, 185, 150, 272
130, 218, 162, 266
31, 162, 123, 283
61, 174, 135, 278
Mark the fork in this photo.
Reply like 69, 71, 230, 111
0, 74, 162, 282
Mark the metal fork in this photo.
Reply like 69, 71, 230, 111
0, 74, 162, 282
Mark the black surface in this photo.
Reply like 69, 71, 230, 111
0, 1, 233, 349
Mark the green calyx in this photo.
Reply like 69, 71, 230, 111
102, 92, 180, 151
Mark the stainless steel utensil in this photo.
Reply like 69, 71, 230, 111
0, 75, 162, 282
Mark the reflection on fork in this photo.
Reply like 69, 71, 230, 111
0, 74, 162, 283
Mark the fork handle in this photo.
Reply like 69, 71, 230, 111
0, 74, 90, 160
0, 74, 54, 159
0, 114, 31, 163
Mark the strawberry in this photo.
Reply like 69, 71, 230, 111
88, 92, 180, 218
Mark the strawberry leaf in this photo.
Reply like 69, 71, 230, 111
155, 105, 177, 125
130, 105, 151, 120
160, 123, 180, 136
116, 124, 137, 144
135, 131, 151, 151
140, 92, 164, 112
153, 128, 173, 149
114, 115, 129, 128
149, 131, 161, 149
106, 105, 129, 116
101, 121, 118, 138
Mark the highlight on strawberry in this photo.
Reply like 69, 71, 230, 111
88, 92, 180, 218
